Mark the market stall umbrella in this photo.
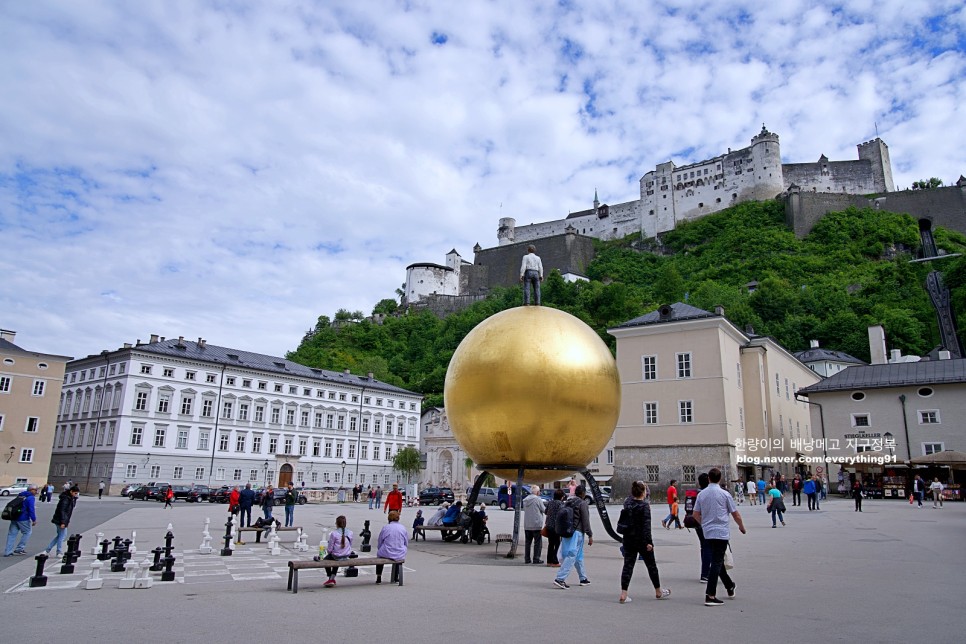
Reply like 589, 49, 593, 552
908, 451, 966, 469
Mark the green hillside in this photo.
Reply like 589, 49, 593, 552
288, 200, 966, 409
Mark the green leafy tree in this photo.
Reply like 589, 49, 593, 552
392, 446, 422, 484
911, 177, 943, 190
373, 298, 398, 315
654, 263, 685, 304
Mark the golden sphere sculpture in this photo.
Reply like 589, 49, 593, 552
444, 306, 621, 484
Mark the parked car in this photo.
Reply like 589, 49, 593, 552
186, 485, 210, 503
208, 486, 232, 503
131, 485, 159, 500
168, 485, 191, 501
0, 483, 31, 496
475, 487, 500, 506
497, 484, 531, 510
418, 487, 455, 506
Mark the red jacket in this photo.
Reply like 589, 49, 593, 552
384, 489, 403, 512
228, 488, 240, 509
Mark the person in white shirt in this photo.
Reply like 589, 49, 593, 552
929, 478, 944, 508
745, 479, 757, 506
520, 245, 544, 306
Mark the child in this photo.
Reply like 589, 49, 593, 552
412, 509, 425, 541
323, 515, 353, 588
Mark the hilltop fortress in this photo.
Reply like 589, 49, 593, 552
406, 126, 965, 311
498, 125, 893, 246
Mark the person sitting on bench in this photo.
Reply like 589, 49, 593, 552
441, 501, 463, 542
322, 515, 354, 588
412, 509, 425, 540
376, 510, 408, 584
427, 503, 448, 526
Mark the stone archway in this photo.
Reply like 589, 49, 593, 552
278, 463, 293, 488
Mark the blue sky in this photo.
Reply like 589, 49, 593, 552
1, 1, 964, 359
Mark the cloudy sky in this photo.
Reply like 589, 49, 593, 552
2, 1, 964, 361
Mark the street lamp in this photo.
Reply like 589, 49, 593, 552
341, 460, 347, 484
263, 460, 269, 487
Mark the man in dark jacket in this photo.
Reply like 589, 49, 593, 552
45, 486, 79, 557
238, 484, 256, 527
4, 484, 38, 556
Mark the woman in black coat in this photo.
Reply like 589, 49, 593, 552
619, 480, 671, 604
852, 480, 864, 512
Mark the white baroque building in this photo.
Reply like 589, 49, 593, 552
49, 335, 422, 495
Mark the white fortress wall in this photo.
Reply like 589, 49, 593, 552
405, 264, 459, 303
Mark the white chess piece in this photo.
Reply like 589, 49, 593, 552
130, 530, 137, 556
167, 522, 174, 534
85, 560, 104, 590
91, 532, 104, 556
118, 560, 139, 589
134, 556, 153, 589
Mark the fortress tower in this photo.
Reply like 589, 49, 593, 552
748, 124, 784, 200
497, 217, 516, 246
857, 138, 895, 192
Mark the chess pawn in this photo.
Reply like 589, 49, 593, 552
118, 560, 139, 589
134, 557, 153, 589
85, 560, 104, 590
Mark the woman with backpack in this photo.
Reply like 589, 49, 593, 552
618, 480, 671, 604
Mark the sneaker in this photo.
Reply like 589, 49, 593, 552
726, 585, 736, 599
533, 559, 544, 564
700, 577, 708, 583
323, 579, 336, 588
579, 578, 591, 586
553, 579, 569, 590
56, 552, 63, 557
705, 596, 724, 606
13, 551, 27, 556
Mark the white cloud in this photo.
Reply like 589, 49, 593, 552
0, 0, 963, 359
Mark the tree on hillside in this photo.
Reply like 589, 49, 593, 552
911, 177, 943, 190
392, 446, 422, 484
373, 298, 398, 315
654, 263, 685, 304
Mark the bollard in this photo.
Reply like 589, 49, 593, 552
29, 553, 49, 588
149, 546, 164, 572
160, 554, 176, 582
220, 516, 234, 556
360, 520, 372, 553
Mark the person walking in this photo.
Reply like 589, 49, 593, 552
733, 479, 744, 505
553, 485, 593, 589
691, 473, 712, 582
544, 489, 564, 567
852, 479, 864, 512
519, 244, 544, 306
283, 482, 297, 527
260, 486, 275, 523
163, 486, 174, 509
375, 486, 383, 508
813, 476, 822, 510
384, 483, 403, 517
228, 486, 240, 515
375, 510, 408, 584
45, 485, 79, 557
803, 476, 817, 511
3, 484, 38, 556
322, 515, 354, 588
791, 475, 802, 506
662, 480, 682, 529
523, 485, 546, 564
618, 480, 671, 604
98, 480, 105, 500
912, 475, 926, 507
929, 478, 944, 508
745, 479, 757, 506
238, 483, 256, 527
46, 483, 55, 503
368, 487, 376, 510
756, 477, 766, 505
766, 484, 785, 527
692, 468, 745, 606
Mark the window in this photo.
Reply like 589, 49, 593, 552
349, 416, 357, 432
271, 408, 281, 424
315, 413, 323, 428
254, 406, 264, 422
326, 414, 334, 429
157, 394, 170, 413
268, 437, 278, 454
206, 374, 217, 384
785, 378, 790, 400
150, 465, 160, 478
140, 364, 152, 375
374, 419, 381, 434
238, 403, 249, 421
644, 403, 657, 425
918, 387, 934, 398
252, 435, 262, 453
126, 465, 138, 478
177, 429, 188, 449
107, 421, 116, 445
236, 434, 246, 452
222, 401, 233, 419
163, 367, 174, 378
131, 426, 143, 446
739, 407, 745, 431
195, 467, 205, 479
348, 442, 356, 459
336, 442, 344, 458
918, 410, 940, 425
299, 439, 307, 456
676, 353, 692, 378
226, 377, 236, 386
250, 470, 258, 481
373, 444, 380, 460
311, 472, 318, 483
325, 441, 333, 458
362, 418, 369, 433
216, 468, 225, 481
0, 376, 11, 393
198, 431, 210, 450
180, 396, 192, 416
258, 381, 267, 390
300, 411, 309, 427
337, 415, 344, 430
775, 374, 780, 394
201, 399, 213, 417
218, 433, 229, 451
0, 414, 4, 431
284, 437, 293, 454
275, 384, 283, 393
679, 400, 693, 423
289, 386, 297, 395
361, 443, 368, 460
340, 393, 347, 401
233, 469, 242, 481
313, 440, 321, 457
606, 449, 614, 464
242, 379, 251, 388
923, 443, 944, 455
173, 466, 183, 479
185, 371, 196, 381
19, 448, 33, 463
135, 391, 149, 411
153, 427, 166, 447
24, 417, 39, 433
851, 392, 866, 401
645, 465, 659, 483
303, 388, 311, 396
851, 414, 870, 428
683, 465, 696, 484
77, 424, 86, 446
32, 380, 46, 396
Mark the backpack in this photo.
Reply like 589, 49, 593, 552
682, 489, 699, 529
615, 504, 640, 537
2, 495, 25, 521
555, 501, 577, 538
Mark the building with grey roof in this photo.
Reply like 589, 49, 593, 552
49, 335, 422, 495
794, 339, 866, 377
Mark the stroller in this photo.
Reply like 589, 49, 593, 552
469, 508, 488, 545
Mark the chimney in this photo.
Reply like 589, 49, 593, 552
123, 343, 132, 349
344, 369, 351, 375
809, 340, 819, 349
367, 372, 374, 380
150, 334, 160, 343
0, 329, 15, 342
868, 325, 887, 365
890, 349, 901, 363
178, 336, 184, 345
938, 350, 951, 360
199, 339, 206, 348
658, 304, 673, 321
714, 305, 725, 316
135, 339, 142, 346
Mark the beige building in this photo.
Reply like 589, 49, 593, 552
0, 330, 70, 487
607, 304, 820, 499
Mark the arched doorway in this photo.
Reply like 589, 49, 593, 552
278, 463, 293, 488
437, 450, 454, 487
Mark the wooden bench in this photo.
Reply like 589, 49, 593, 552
237, 526, 303, 544
494, 533, 513, 555
287, 557, 404, 593
417, 525, 468, 543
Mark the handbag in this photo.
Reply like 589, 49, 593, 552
540, 526, 549, 538
724, 545, 735, 570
